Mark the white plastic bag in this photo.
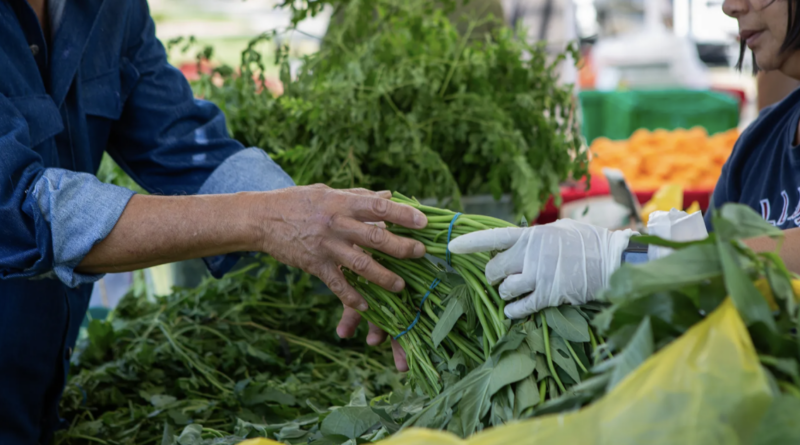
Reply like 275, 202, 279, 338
647, 209, 708, 261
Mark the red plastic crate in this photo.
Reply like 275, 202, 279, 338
536, 177, 713, 225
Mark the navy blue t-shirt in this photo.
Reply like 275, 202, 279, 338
706, 87, 800, 230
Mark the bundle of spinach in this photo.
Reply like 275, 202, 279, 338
56, 260, 402, 445
196, 0, 586, 218
345, 193, 601, 409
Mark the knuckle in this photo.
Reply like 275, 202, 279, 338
327, 213, 342, 230
368, 225, 387, 245
351, 254, 372, 273
327, 277, 347, 295
400, 240, 418, 257
371, 197, 390, 218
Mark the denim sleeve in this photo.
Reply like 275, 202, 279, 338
0, 91, 131, 286
197, 148, 295, 277
30, 169, 135, 287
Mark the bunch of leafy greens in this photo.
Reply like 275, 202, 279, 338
346, 193, 602, 415
193, 0, 586, 218
56, 260, 401, 445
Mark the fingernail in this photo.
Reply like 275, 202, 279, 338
358, 302, 369, 311
378, 190, 392, 196
393, 279, 404, 292
413, 243, 426, 257
414, 212, 426, 228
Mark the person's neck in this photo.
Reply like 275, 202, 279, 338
780, 54, 800, 82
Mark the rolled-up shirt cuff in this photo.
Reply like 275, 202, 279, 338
197, 147, 295, 278
30, 168, 135, 287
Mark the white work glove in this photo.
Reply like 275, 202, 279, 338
448, 219, 636, 319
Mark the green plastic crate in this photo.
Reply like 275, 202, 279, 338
578, 90, 606, 145
579, 90, 740, 143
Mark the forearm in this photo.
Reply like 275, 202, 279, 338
744, 227, 800, 274
76, 193, 259, 274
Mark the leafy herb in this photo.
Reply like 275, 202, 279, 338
57, 260, 401, 445
196, 0, 585, 218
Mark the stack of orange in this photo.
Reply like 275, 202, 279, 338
588, 127, 739, 191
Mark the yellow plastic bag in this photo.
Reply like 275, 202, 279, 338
239, 439, 283, 445
378, 299, 774, 445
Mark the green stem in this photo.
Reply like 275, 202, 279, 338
565, 340, 588, 374
589, 327, 598, 353
778, 381, 800, 398
541, 315, 567, 393
539, 380, 547, 403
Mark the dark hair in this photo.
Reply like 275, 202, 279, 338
736, 0, 800, 73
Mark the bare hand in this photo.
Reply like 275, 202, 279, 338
255, 185, 423, 370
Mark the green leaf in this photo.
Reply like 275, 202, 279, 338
432, 292, 466, 348
176, 424, 203, 445
752, 395, 800, 445
150, 395, 177, 408
349, 387, 368, 407
436, 271, 467, 287
604, 243, 721, 302
490, 386, 514, 426
716, 239, 776, 332
525, 324, 546, 354
543, 306, 590, 342
240, 384, 297, 407
448, 350, 466, 373
167, 409, 192, 425
534, 354, 551, 381
763, 252, 797, 317
513, 375, 539, 415
490, 325, 527, 356
406, 348, 534, 437
607, 317, 653, 391
245, 343, 278, 364
760, 355, 800, 380
161, 422, 176, 445
548, 335, 581, 383
716, 203, 784, 241
489, 352, 536, 395
630, 234, 714, 249
320, 406, 381, 439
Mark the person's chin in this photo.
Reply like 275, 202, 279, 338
754, 52, 781, 71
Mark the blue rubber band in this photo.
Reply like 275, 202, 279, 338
394, 213, 461, 340
445, 212, 461, 265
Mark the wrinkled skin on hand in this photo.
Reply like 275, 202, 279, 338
256, 185, 425, 371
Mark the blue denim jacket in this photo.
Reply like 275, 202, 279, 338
0, 1, 293, 442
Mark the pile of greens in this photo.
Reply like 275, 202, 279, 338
56, 261, 401, 445
59, 202, 800, 444
194, 0, 586, 218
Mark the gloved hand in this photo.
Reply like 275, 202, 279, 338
448, 219, 636, 319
